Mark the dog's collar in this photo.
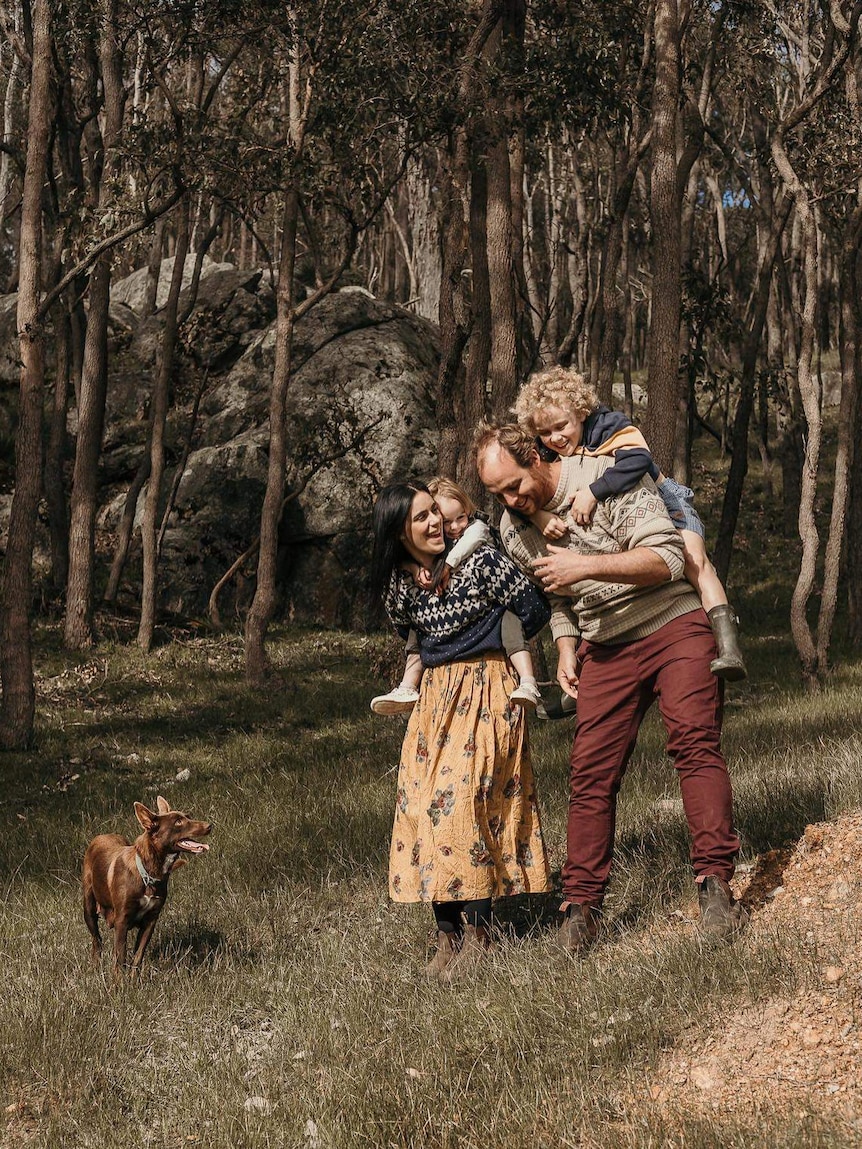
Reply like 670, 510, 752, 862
135, 851, 169, 890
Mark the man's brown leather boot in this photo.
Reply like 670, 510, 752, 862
697, 875, 748, 941
558, 902, 601, 955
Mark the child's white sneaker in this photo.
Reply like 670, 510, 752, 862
509, 681, 542, 710
370, 686, 420, 715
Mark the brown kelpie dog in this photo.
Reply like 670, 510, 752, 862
82, 796, 211, 974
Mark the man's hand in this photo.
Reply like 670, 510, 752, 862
533, 545, 594, 593
535, 543, 672, 591
556, 637, 579, 699
570, 489, 598, 526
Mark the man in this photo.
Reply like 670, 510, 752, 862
473, 420, 745, 952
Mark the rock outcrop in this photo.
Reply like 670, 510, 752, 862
96, 263, 438, 625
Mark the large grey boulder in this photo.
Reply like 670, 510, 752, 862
97, 276, 438, 626
0, 294, 19, 388
111, 255, 237, 313
104, 265, 277, 433
161, 290, 438, 625
3, 264, 439, 633
132, 267, 276, 374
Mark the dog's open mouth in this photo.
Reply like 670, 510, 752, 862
178, 840, 210, 854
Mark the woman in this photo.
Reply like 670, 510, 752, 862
371, 480, 551, 980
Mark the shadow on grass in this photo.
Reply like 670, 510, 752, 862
493, 878, 564, 940
150, 924, 254, 968
736, 777, 832, 854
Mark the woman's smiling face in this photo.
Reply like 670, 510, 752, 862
400, 491, 445, 565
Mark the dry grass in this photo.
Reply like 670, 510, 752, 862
0, 616, 861, 1148
2, 420, 860, 1147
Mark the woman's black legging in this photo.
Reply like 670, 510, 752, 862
432, 898, 492, 933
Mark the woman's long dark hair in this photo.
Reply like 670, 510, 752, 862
370, 480, 431, 602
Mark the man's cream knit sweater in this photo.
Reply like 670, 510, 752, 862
500, 454, 701, 645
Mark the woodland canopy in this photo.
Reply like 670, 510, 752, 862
2, 0, 862, 749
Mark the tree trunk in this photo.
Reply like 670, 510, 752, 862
595, 210, 627, 406
64, 0, 125, 649
432, 7, 506, 480
435, 140, 473, 481
64, 256, 112, 649
44, 305, 71, 596
775, 247, 805, 535
459, 158, 492, 499
143, 216, 166, 316
642, 0, 682, 475
522, 172, 549, 356
713, 197, 792, 583
557, 156, 589, 367
138, 200, 190, 651
103, 445, 151, 605
245, 184, 300, 683
405, 154, 441, 322
0, 0, 52, 750
486, 122, 519, 416
621, 219, 635, 418
0, 33, 22, 231
772, 127, 824, 687
818, 203, 862, 669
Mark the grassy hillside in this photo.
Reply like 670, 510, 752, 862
2, 430, 861, 1147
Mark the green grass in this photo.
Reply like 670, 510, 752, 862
2, 619, 862, 1148
2, 417, 861, 1147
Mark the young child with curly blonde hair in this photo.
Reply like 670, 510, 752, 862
513, 366, 745, 680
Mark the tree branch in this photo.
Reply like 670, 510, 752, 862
37, 184, 184, 320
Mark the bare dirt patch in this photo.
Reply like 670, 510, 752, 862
638, 811, 862, 1135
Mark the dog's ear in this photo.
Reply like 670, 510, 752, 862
155, 796, 171, 815
134, 802, 158, 831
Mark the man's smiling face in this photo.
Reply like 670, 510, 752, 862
478, 442, 553, 517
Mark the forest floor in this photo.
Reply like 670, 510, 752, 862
2, 426, 862, 1148
2, 624, 861, 1149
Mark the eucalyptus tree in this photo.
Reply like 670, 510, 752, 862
130, 3, 248, 652
62, 0, 128, 650
768, 0, 862, 683
241, 0, 443, 683
0, 0, 52, 749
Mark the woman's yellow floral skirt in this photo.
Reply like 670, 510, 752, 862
389, 653, 550, 904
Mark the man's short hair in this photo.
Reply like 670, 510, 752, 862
472, 419, 537, 469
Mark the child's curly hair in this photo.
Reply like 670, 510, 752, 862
513, 366, 599, 434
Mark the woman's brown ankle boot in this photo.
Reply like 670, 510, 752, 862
426, 928, 459, 979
